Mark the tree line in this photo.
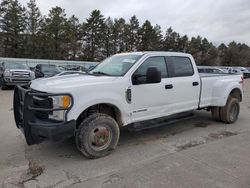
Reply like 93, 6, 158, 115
0, 0, 250, 66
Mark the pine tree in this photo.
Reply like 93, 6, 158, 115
178, 35, 189, 52
127, 15, 140, 51
152, 24, 163, 50
164, 27, 173, 51
65, 15, 82, 60
112, 18, 128, 53
138, 20, 155, 51
0, 0, 26, 57
25, 0, 43, 58
42, 6, 68, 59
104, 17, 114, 57
84, 10, 105, 61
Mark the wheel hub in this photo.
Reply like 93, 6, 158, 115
90, 127, 111, 150
94, 128, 109, 146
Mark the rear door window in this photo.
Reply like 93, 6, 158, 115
166, 56, 194, 77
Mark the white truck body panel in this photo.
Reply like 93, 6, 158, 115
30, 52, 243, 126
199, 74, 243, 108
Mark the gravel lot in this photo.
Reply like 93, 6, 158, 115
0, 80, 250, 188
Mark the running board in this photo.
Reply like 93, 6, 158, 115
127, 111, 195, 131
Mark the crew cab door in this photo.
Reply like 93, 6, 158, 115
130, 56, 171, 122
165, 56, 200, 113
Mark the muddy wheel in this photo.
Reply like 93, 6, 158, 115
220, 97, 240, 124
211, 107, 221, 121
75, 113, 120, 159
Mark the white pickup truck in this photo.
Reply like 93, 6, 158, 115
14, 52, 243, 159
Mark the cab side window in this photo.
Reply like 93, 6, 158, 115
135, 57, 168, 77
133, 56, 168, 84
167, 56, 194, 77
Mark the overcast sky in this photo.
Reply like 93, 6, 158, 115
19, 0, 250, 46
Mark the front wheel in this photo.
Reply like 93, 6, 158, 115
75, 113, 120, 159
220, 98, 240, 124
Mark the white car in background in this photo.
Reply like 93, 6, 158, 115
197, 66, 226, 74
228, 67, 250, 78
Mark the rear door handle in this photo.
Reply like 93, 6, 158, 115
165, 84, 173, 89
193, 82, 199, 86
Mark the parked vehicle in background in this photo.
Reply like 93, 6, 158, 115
0, 62, 35, 90
217, 67, 230, 73
14, 52, 243, 159
64, 65, 80, 71
54, 71, 86, 77
228, 67, 250, 78
197, 66, 226, 74
34, 64, 61, 78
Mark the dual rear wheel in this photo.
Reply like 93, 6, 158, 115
211, 97, 240, 124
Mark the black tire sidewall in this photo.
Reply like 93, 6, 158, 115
221, 98, 240, 124
211, 107, 220, 121
77, 113, 120, 159
227, 99, 240, 123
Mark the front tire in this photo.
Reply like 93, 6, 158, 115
75, 113, 120, 159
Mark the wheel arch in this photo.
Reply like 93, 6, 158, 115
229, 88, 242, 102
75, 103, 123, 129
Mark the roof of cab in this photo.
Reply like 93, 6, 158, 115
115, 51, 191, 57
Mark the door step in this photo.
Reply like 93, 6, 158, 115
127, 111, 195, 131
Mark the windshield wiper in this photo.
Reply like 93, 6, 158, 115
91, 71, 111, 76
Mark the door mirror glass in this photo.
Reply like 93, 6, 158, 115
146, 67, 161, 84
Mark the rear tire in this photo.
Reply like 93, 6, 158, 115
220, 97, 240, 124
211, 107, 221, 121
75, 113, 120, 159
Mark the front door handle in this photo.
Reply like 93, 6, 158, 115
165, 84, 173, 89
193, 82, 199, 86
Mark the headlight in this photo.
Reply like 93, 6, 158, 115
51, 95, 71, 109
49, 95, 72, 121
4, 70, 11, 77
49, 110, 66, 121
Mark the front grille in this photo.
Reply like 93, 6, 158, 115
12, 79, 31, 82
33, 96, 53, 120
12, 71, 30, 79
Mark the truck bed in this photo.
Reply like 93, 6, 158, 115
199, 73, 242, 108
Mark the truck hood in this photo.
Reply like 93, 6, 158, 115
30, 75, 118, 93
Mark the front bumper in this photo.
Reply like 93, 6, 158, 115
13, 85, 76, 145
4, 77, 32, 85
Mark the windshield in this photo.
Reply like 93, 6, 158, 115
41, 65, 60, 72
4, 63, 29, 70
89, 54, 143, 76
